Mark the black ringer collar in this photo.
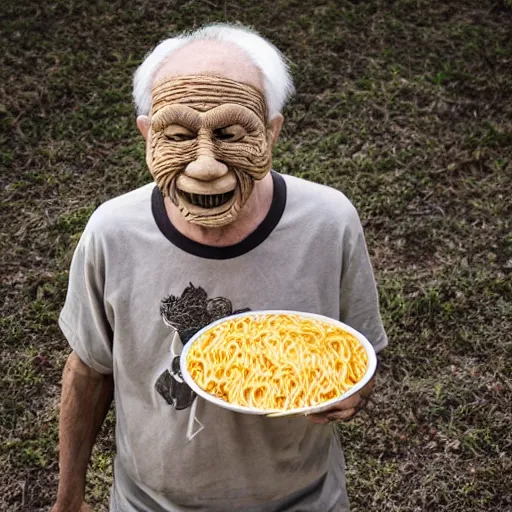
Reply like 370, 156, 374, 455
151, 171, 287, 260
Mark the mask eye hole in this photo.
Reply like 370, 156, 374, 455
163, 125, 196, 142
213, 125, 247, 142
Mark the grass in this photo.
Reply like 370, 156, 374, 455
1, 0, 511, 510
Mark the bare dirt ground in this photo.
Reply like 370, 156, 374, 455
1, 0, 511, 510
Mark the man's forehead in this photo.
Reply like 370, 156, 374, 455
152, 40, 264, 94
151, 75, 267, 120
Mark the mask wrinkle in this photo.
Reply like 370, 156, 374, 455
152, 76, 267, 125
151, 105, 201, 133
204, 106, 259, 133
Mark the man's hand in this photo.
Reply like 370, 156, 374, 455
51, 501, 92, 512
307, 376, 375, 424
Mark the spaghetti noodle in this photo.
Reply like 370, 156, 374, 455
186, 313, 368, 411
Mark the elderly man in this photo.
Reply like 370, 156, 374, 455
53, 24, 387, 512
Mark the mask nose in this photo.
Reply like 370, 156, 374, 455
184, 155, 228, 182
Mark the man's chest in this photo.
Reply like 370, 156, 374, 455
107, 242, 342, 326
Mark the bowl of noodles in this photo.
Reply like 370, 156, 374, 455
180, 310, 377, 416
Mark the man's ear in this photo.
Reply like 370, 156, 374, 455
137, 115, 150, 141
268, 114, 284, 147
137, 115, 153, 172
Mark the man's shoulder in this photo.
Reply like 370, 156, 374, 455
84, 183, 155, 238
282, 173, 359, 220
95, 182, 155, 217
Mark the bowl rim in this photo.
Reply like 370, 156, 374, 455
180, 310, 377, 416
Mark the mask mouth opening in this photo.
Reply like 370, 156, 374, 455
179, 190, 235, 209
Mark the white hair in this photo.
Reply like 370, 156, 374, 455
132, 23, 295, 120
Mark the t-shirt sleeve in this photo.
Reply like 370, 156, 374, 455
339, 207, 388, 353
59, 229, 114, 374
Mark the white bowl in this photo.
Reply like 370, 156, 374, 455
180, 310, 377, 416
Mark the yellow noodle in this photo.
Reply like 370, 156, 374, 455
187, 314, 369, 410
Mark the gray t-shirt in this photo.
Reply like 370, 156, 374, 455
59, 172, 387, 512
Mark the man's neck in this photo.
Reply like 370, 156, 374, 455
164, 173, 274, 247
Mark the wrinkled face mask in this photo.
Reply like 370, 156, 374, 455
148, 75, 273, 227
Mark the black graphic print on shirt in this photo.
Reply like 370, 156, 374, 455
155, 283, 250, 410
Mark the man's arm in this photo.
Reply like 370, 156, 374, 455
308, 203, 386, 424
52, 351, 114, 512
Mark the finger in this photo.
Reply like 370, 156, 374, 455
326, 407, 357, 422
307, 414, 330, 424
316, 395, 364, 417
355, 396, 368, 411
335, 393, 363, 410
